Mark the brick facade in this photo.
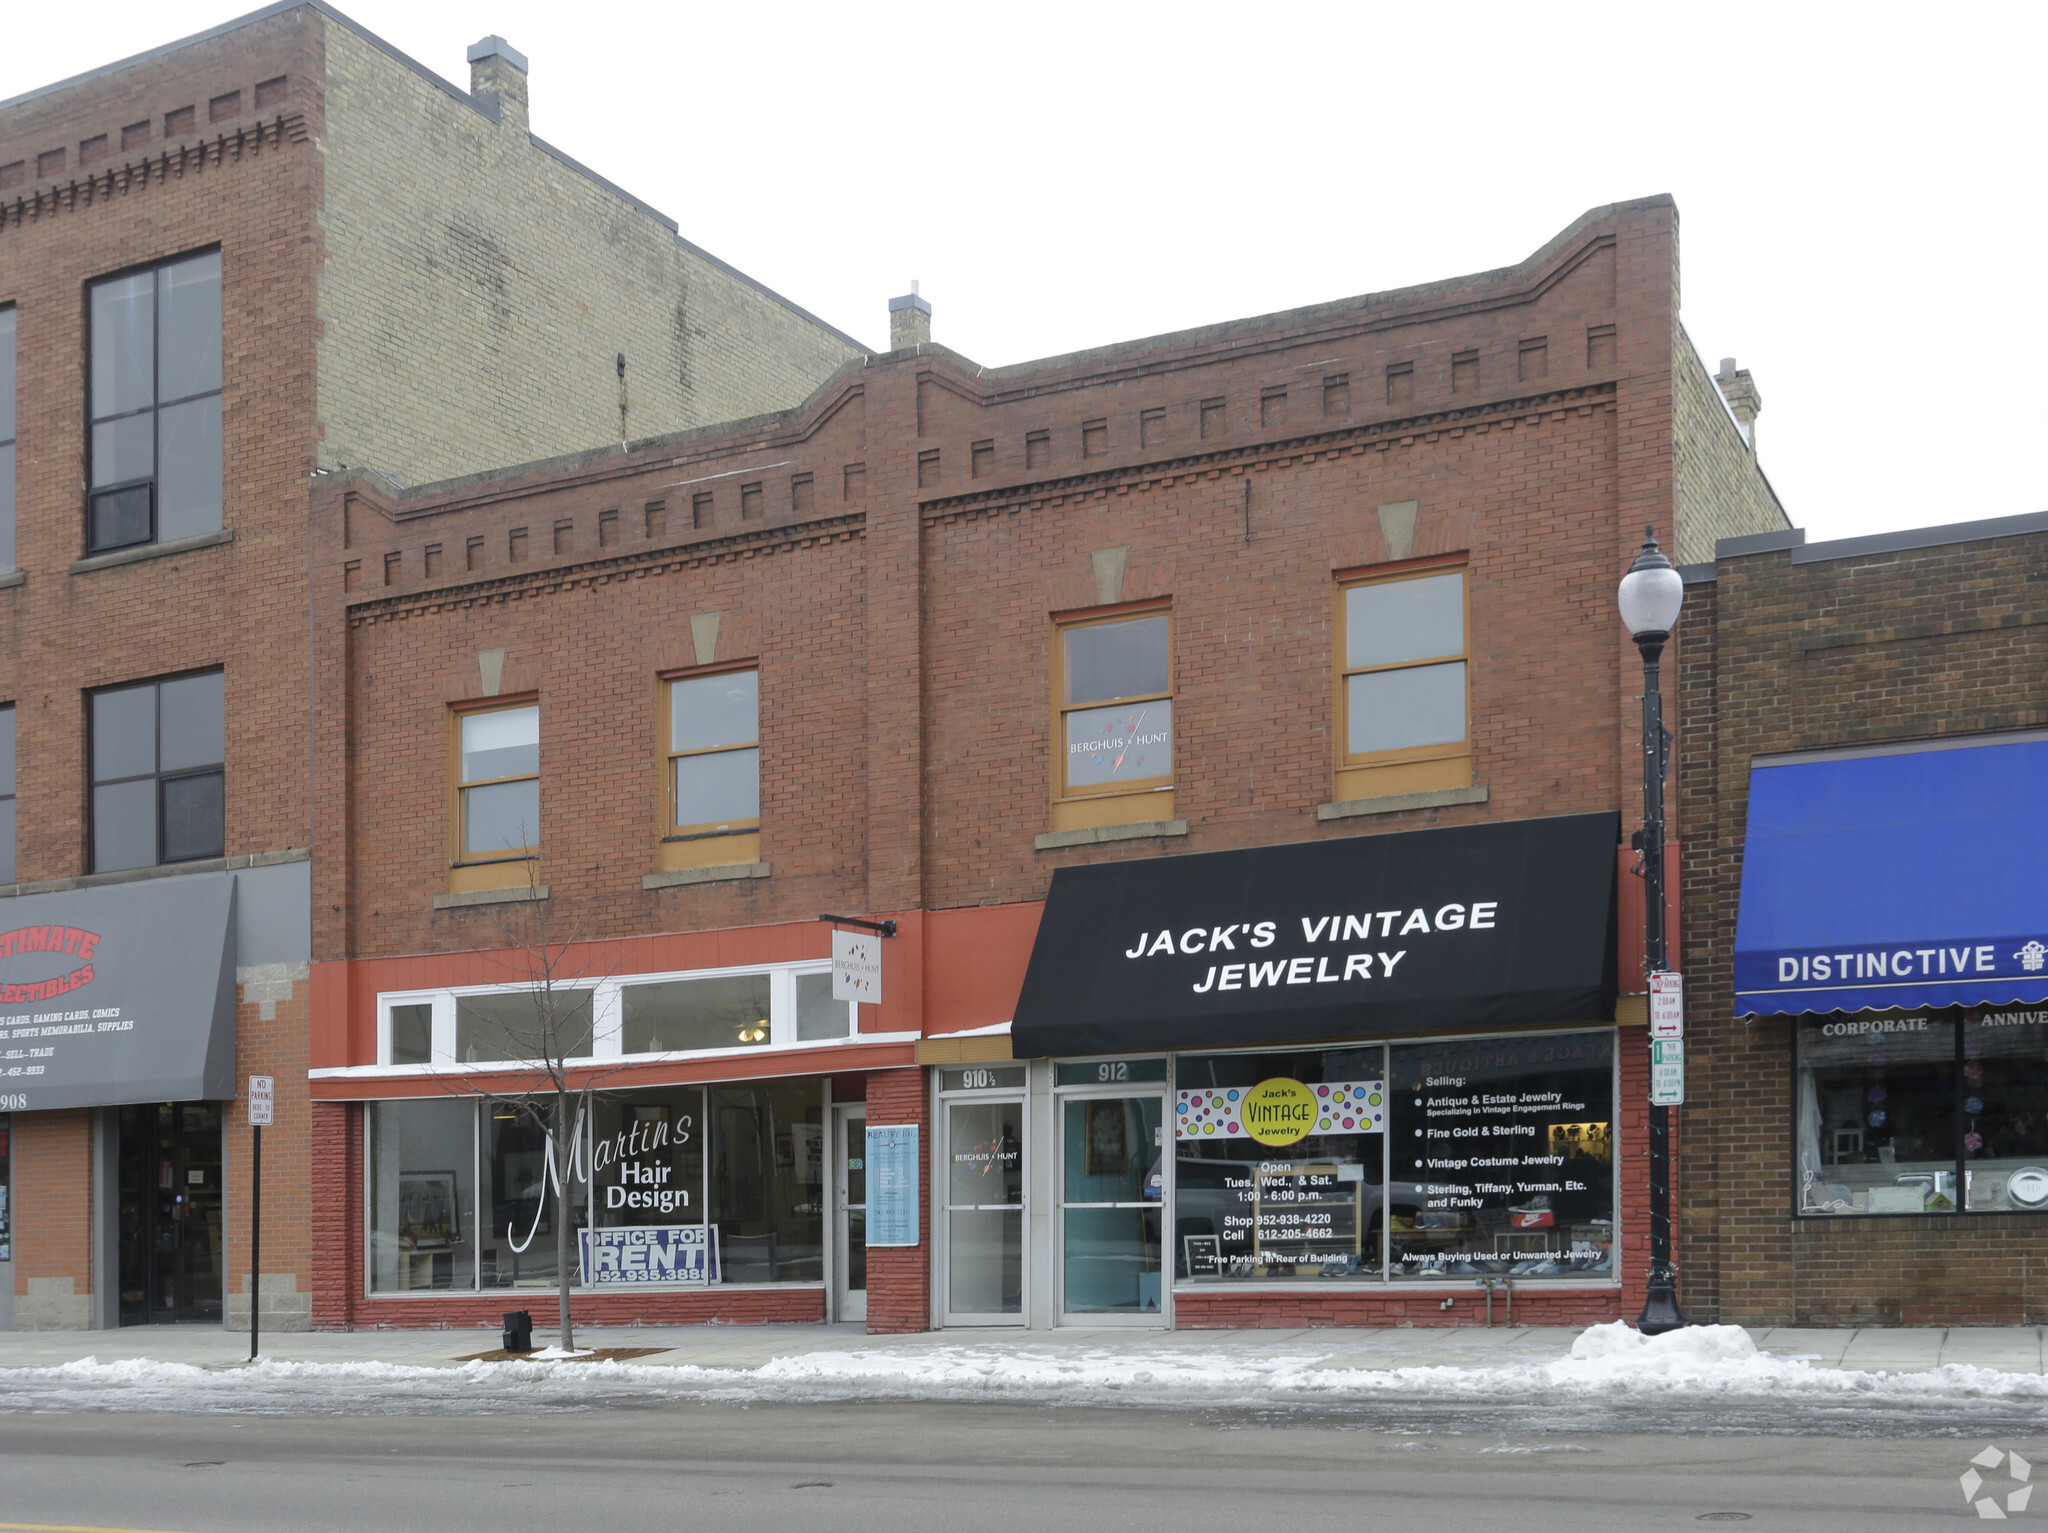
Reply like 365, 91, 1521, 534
305, 195, 1777, 1333
0, 2, 857, 1328
1678, 519, 2048, 1325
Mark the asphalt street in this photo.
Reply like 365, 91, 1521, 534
0, 1401, 2032, 1532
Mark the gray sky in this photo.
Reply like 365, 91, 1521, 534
9, 2, 2042, 543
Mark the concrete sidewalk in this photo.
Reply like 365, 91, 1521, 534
0, 1321, 2038, 1375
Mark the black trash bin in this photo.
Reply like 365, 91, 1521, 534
503, 1310, 533, 1353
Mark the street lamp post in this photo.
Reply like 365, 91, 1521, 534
1618, 524, 1688, 1336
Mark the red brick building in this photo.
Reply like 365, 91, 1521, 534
0, 3, 857, 1331
304, 195, 1786, 1333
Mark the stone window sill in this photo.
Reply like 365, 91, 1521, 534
1034, 819, 1188, 851
70, 527, 233, 574
1317, 785, 1489, 821
432, 884, 551, 910
0, 570, 23, 590
643, 862, 771, 890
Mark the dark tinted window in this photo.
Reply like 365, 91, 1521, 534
87, 253, 222, 553
90, 672, 224, 871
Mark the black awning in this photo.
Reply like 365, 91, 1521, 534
1011, 812, 1618, 1058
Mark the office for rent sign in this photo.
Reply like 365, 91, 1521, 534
579, 1224, 717, 1285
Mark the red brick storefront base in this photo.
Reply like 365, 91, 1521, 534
862, 1065, 933, 1334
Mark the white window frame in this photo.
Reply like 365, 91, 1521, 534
375, 960, 855, 1069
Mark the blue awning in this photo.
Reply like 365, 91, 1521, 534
1734, 732, 2048, 1016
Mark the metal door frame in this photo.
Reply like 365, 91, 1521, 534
934, 1081, 1030, 1328
1052, 1066, 1171, 1329
831, 1102, 867, 1324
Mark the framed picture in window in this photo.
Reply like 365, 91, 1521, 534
399, 1171, 459, 1249
1085, 1100, 1130, 1176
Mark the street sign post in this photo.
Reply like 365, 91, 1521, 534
1649, 972, 1684, 1039
246, 1076, 272, 1361
1649, 1039, 1685, 1107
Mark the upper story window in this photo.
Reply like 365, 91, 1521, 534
456, 703, 539, 860
1337, 566, 1469, 799
667, 670, 759, 837
87, 251, 222, 555
1057, 611, 1173, 801
0, 704, 14, 885
0, 305, 15, 572
90, 671, 225, 872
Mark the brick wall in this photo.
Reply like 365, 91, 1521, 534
862, 1067, 931, 1333
315, 17, 859, 488
1680, 529, 2048, 1324
1671, 331, 1786, 565
12, 1110, 93, 1328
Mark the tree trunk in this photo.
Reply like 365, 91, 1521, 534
555, 1092, 575, 1351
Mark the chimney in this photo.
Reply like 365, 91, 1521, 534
468, 36, 530, 131
1715, 357, 1762, 451
888, 281, 931, 350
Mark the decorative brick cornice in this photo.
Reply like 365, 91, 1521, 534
0, 112, 308, 233
922, 382, 1618, 528
345, 512, 864, 627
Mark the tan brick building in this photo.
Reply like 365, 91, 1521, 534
304, 195, 1788, 1334
0, 1, 858, 1329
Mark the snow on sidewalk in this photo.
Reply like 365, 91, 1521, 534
2, 1323, 2047, 1416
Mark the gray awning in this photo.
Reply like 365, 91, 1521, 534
0, 875, 237, 1110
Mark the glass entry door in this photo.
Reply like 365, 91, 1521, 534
1057, 1088, 1166, 1323
943, 1094, 1026, 1324
833, 1104, 867, 1323
118, 1101, 225, 1325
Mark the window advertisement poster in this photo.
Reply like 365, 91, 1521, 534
1388, 1030, 1616, 1280
579, 1224, 717, 1286
1174, 1048, 1386, 1282
866, 1123, 920, 1246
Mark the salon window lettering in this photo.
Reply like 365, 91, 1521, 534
592, 1111, 693, 1215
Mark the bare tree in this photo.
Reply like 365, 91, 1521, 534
433, 847, 625, 1353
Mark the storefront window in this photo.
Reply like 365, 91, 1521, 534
1797, 1014, 1958, 1215
590, 1089, 703, 1227
708, 1082, 825, 1283
0, 1113, 11, 1263
1963, 1011, 2048, 1211
480, 1100, 586, 1291
368, 1083, 829, 1294
1174, 1047, 1387, 1283
1388, 1030, 1616, 1280
367, 1098, 477, 1293
1798, 1008, 2048, 1216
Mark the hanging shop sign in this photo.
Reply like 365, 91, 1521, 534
1176, 1080, 1386, 1144
866, 1122, 920, 1246
832, 930, 882, 1005
1013, 813, 1619, 1057
0, 876, 236, 1111
579, 1223, 717, 1286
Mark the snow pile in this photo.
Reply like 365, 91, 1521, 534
2, 1325, 2045, 1416
523, 1346, 596, 1361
